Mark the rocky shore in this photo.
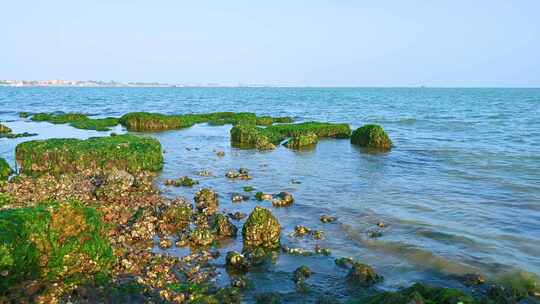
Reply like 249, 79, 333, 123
0, 112, 538, 303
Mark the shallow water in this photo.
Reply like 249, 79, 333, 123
1, 87, 539, 301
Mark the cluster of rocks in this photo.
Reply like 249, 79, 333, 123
225, 168, 251, 180
255, 191, 294, 207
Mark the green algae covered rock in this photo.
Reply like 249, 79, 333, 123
31, 113, 119, 131
242, 206, 281, 249
267, 121, 351, 139
15, 134, 163, 176
353, 283, 477, 304
0, 123, 12, 134
0, 158, 12, 181
0, 200, 114, 291
119, 112, 187, 131
346, 262, 383, 287
194, 188, 219, 216
230, 124, 276, 150
189, 227, 215, 247
351, 124, 392, 150
284, 132, 318, 149
31, 112, 88, 124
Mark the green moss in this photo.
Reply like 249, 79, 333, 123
0, 123, 12, 134
0, 193, 11, 207
284, 132, 318, 149
15, 134, 163, 176
0, 158, 12, 181
242, 206, 281, 249
231, 121, 350, 150
0, 200, 114, 292
32, 112, 88, 124
31, 113, 119, 131
351, 124, 392, 150
120, 112, 294, 132
69, 117, 119, 131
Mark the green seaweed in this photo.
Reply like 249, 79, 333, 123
15, 134, 163, 176
0, 158, 12, 181
32, 113, 88, 124
69, 117, 119, 131
0, 200, 114, 292
0, 123, 12, 134
284, 132, 319, 149
350, 124, 392, 150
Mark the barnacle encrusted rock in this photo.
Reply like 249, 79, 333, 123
242, 206, 281, 249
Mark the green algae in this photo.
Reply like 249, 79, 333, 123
349, 283, 477, 304
31, 113, 119, 131
15, 134, 163, 176
230, 124, 276, 150
0, 158, 12, 181
242, 206, 281, 249
69, 117, 119, 131
119, 111, 294, 132
0, 200, 114, 292
350, 124, 392, 150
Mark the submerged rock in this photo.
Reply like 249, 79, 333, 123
228, 212, 247, 221
194, 188, 219, 216
242, 206, 281, 249
0, 158, 12, 181
255, 191, 273, 201
320, 215, 337, 223
175, 176, 198, 187
272, 192, 294, 207
350, 124, 392, 150
293, 265, 312, 284
226, 251, 250, 272
346, 262, 383, 287
294, 225, 311, 237
356, 283, 477, 304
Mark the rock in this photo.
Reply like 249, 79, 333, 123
226, 170, 240, 179
225, 168, 251, 180
243, 186, 254, 192
367, 230, 383, 238
293, 265, 312, 284
175, 235, 189, 247
227, 212, 247, 221
231, 276, 248, 288
230, 124, 276, 151
314, 245, 331, 256
196, 169, 212, 177
350, 124, 392, 150
19, 112, 30, 118
282, 245, 314, 256
164, 179, 176, 186
189, 228, 214, 247
294, 225, 311, 237
242, 206, 281, 249
291, 179, 301, 184
320, 215, 337, 223
159, 202, 192, 235
239, 168, 249, 175
213, 214, 238, 238
312, 230, 324, 240
231, 193, 245, 202
194, 188, 219, 216
159, 238, 173, 249
226, 251, 250, 272
458, 273, 486, 286
0, 123, 12, 134
175, 176, 198, 187
377, 222, 386, 228
0, 158, 12, 181
255, 292, 282, 304
255, 192, 272, 201
284, 132, 319, 149
272, 192, 294, 207
346, 262, 383, 287
216, 151, 225, 157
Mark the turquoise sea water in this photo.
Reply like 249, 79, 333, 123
1, 87, 539, 301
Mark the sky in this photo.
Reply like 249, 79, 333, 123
1, 0, 539, 87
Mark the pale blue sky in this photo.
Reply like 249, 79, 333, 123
1, 1, 539, 86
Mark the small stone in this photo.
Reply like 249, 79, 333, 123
272, 192, 294, 207
228, 212, 247, 221
164, 179, 176, 186
231, 276, 248, 288
291, 179, 301, 184
255, 192, 272, 201
294, 225, 311, 237
216, 151, 225, 157
312, 230, 324, 240
226, 170, 240, 179
159, 238, 173, 249
314, 245, 331, 256
367, 230, 383, 238
293, 265, 312, 284
377, 222, 386, 228
231, 193, 244, 202
320, 215, 337, 223
175, 176, 198, 187
196, 169, 212, 177
194, 188, 219, 216
335, 257, 354, 268
226, 251, 250, 272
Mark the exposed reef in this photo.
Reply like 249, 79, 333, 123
350, 124, 392, 150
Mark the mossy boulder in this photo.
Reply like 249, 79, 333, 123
0, 200, 114, 292
188, 228, 214, 247
0, 123, 12, 134
194, 188, 219, 216
346, 262, 383, 287
284, 132, 318, 149
350, 124, 392, 150
0, 158, 12, 181
15, 134, 163, 176
355, 283, 477, 304
119, 112, 187, 131
242, 206, 281, 249
230, 124, 276, 150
